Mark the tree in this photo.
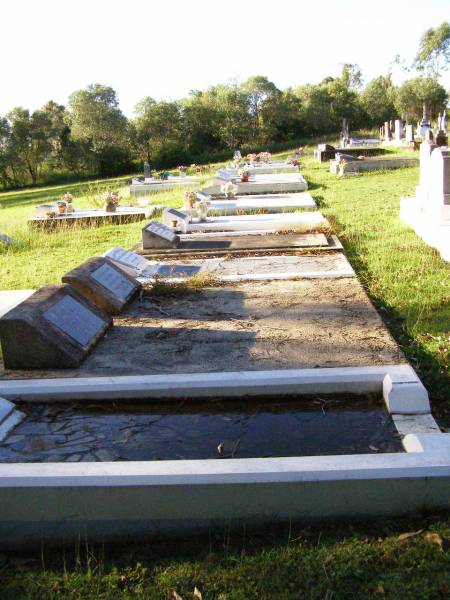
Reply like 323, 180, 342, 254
133, 98, 183, 165
242, 76, 281, 142
68, 84, 130, 176
341, 64, 363, 90
361, 75, 397, 125
6, 107, 53, 185
395, 77, 448, 121
414, 22, 450, 77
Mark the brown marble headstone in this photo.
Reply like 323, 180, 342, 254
62, 257, 141, 315
0, 284, 112, 369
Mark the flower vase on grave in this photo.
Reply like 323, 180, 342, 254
57, 202, 67, 215
184, 191, 196, 210
196, 199, 208, 222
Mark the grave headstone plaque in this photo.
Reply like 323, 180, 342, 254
0, 285, 111, 369
142, 221, 180, 250
104, 247, 152, 275
162, 208, 191, 232
62, 257, 141, 315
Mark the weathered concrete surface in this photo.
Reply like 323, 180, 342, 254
0, 279, 403, 380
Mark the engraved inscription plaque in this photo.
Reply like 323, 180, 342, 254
43, 296, 105, 347
90, 263, 135, 301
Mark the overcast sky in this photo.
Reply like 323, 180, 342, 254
1, 0, 449, 117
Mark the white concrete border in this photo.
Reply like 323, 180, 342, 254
0, 364, 428, 408
0, 364, 447, 550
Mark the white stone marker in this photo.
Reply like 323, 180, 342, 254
400, 145, 450, 261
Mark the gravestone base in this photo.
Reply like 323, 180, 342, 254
62, 258, 141, 315
0, 285, 111, 369
400, 197, 450, 261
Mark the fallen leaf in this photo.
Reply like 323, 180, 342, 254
217, 443, 224, 455
369, 445, 379, 452
167, 591, 183, 600
194, 587, 203, 599
423, 532, 444, 550
374, 583, 385, 595
397, 530, 423, 541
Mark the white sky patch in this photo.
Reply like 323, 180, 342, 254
1, 0, 449, 117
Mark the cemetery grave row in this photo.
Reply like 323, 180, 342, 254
0, 148, 448, 549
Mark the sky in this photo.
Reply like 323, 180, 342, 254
1, 0, 449, 117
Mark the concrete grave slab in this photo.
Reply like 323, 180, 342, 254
188, 192, 317, 215
180, 211, 328, 233
0, 285, 111, 370
314, 145, 386, 163
331, 156, 418, 176
141, 212, 329, 251
204, 173, 308, 195
0, 278, 403, 379
104, 249, 353, 282
62, 257, 141, 315
138, 233, 343, 257
130, 176, 201, 197
224, 162, 299, 175
29, 206, 150, 230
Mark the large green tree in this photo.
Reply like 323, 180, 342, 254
395, 77, 448, 121
414, 22, 450, 77
361, 75, 397, 125
68, 84, 130, 175
133, 98, 183, 165
6, 107, 53, 185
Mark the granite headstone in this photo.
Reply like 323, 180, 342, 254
142, 221, 180, 250
0, 285, 111, 369
62, 257, 141, 315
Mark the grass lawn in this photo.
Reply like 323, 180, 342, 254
0, 144, 449, 598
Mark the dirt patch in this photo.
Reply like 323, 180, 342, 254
0, 278, 404, 380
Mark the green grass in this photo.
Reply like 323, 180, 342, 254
0, 143, 449, 598
0, 516, 449, 599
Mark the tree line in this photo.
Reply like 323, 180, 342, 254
0, 23, 448, 190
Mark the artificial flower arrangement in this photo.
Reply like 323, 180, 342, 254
258, 151, 272, 163
195, 197, 208, 222
62, 192, 75, 213
178, 165, 187, 176
221, 181, 238, 199
101, 191, 120, 213
237, 167, 250, 182
183, 191, 197, 209
246, 153, 257, 163
287, 158, 299, 166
